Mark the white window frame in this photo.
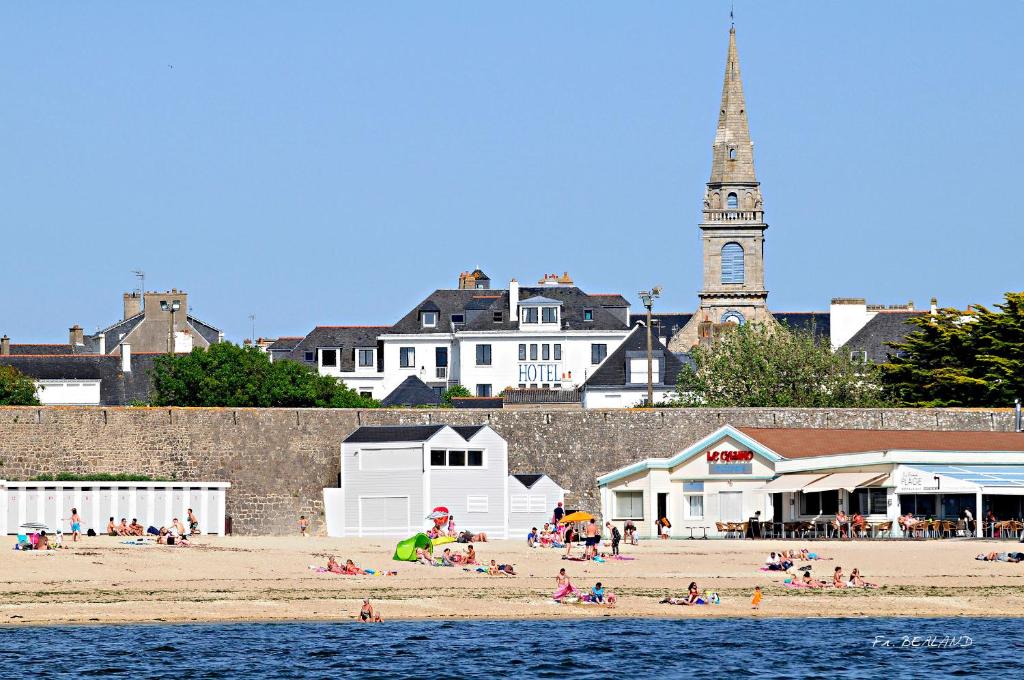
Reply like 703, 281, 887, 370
421, 311, 438, 328
467, 496, 489, 513
683, 493, 705, 519
613, 490, 644, 520
357, 348, 375, 368
541, 307, 558, 324
399, 347, 415, 368
319, 347, 339, 368
430, 449, 487, 469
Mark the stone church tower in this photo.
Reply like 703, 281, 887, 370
670, 26, 773, 350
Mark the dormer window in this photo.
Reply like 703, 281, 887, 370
493, 311, 503, 323
541, 307, 558, 324
320, 349, 337, 367
421, 311, 438, 328
519, 295, 562, 326
524, 308, 539, 324
583, 309, 594, 322
451, 314, 464, 324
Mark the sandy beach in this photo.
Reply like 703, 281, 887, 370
2, 535, 1024, 626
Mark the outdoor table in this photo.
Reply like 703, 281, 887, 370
687, 527, 708, 540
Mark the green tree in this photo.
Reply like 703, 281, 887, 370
0, 365, 41, 406
150, 343, 379, 408
882, 292, 1024, 406
674, 322, 886, 407
440, 384, 472, 407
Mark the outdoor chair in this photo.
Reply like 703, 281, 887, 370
872, 521, 893, 538
715, 522, 729, 538
940, 520, 957, 538
910, 521, 929, 539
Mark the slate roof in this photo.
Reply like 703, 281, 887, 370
772, 312, 831, 342
89, 314, 145, 354
286, 326, 390, 368
842, 311, 925, 364
7, 344, 80, 355
187, 316, 222, 345
343, 424, 490, 444
267, 337, 303, 352
389, 287, 630, 335
381, 376, 441, 407
511, 473, 543, 489
451, 397, 503, 409
583, 324, 686, 388
637, 313, 693, 340
0, 353, 159, 405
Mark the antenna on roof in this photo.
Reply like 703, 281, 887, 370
131, 269, 145, 310
730, 0, 735, 27
248, 314, 256, 344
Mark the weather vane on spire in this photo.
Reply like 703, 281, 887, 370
730, 1, 735, 27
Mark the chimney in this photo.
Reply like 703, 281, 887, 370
121, 344, 132, 372
98, 334, 106, 355
0, 335, 9, 355
69, 325, 84, 346
509, 279, 519, 321
123, 291, 142, 319
930, 297, 938, 316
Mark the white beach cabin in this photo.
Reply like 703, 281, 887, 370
507, 474, 566, 538
323, 424, 509, 538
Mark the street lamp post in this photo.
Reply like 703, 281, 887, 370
160, 299, 181, 354
638, 287, 662, 406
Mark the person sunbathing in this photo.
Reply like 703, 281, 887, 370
497, 564, 516, 576
848, 568, 878, 587
172, 518, 187, 537
415, 546, 432, 564
977, 552, 1023, 563
488, 559, 501, 576
35, 531, 50, 551
469, 532, 488, 542
327, 556, 344, 574
129, 519, 143, 536
116, 519, 129, 536
552, 568, 579, 599
439, 548, 455, 567
156, 527, 168, 544
660, 581, 701, 605
106, 517, 117, 536
833, 567, 846, 588
343, 559, 366, 575
464, 544, 477, 564
801, 572, 827, 588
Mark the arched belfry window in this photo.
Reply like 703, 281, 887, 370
729, 148, 736, 160
721, 242, 744, 284
726, 192, 738, 209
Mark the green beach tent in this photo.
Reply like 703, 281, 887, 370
393, 532, 432, 561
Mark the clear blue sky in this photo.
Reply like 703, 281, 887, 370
2, 2, 1021, 342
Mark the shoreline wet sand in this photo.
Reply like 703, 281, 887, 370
3, 536, 1024, 626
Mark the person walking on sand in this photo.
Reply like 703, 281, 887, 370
607, 522, 621, 556
584, 519, 600, 559
751, 585, 762, 610
299, 515, 309, 536
69, 508, 81, 543
553, 501, 565, 525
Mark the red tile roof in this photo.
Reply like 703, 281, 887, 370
738, 428, 1024, 459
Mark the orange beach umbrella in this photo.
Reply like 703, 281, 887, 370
559, 511, 594, 524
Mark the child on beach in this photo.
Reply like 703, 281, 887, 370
607, 522, 621, 556
187, 508, 200, 535
528, 527, 538, 547
360, 599, 382, 623
751, 585, 762, 609
299, 516, 309, 536
69, 508, 81, 542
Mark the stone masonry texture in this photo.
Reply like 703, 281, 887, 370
0, 406, 1017, 535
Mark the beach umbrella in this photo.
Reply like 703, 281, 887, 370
426, 506, 450, 520
559, 511, 594, 524
19, 522, 51, 531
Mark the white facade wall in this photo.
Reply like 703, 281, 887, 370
330, 426, 509, 538
340, 442, 424, 537
35, 380, 101, 406
456, 331, 629, 395
508, 475, 566, 537
1, 480, 229, 535
829, 300, 875, 349
427, 428, 508, 538
380, 336, 453, 395
582, 387, 676, 409
316, 347, 387, 399
599, 435, 774, 538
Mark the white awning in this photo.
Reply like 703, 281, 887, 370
802, 472, 889, 493
758, 474, 828, 493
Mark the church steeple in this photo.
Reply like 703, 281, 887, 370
709, 26, 757, 185
670, 24, 773, 351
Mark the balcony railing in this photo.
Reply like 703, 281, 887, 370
435, 367, 448, 380
703, 209, 763, 223
502, 388, 581, 404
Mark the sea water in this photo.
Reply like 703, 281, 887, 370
0, 617, 1020, 679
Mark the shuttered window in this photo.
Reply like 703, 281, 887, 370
721, 242, 745, 284
467, 496, 489, 513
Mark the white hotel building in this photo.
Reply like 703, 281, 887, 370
282, 271, 640, 404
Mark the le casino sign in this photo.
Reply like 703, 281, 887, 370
706, 450, 754, 463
